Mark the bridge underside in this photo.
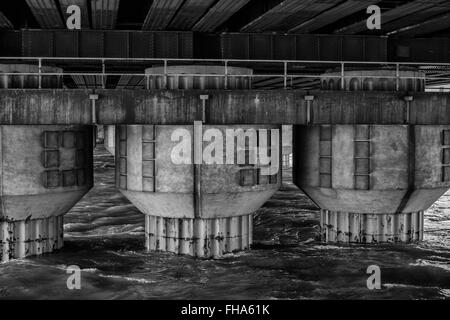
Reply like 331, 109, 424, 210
1, 0, 450, 260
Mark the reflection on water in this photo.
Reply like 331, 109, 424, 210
0, 146, 449, 300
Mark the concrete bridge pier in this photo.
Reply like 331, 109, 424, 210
115, 66, 281, 258
294, 70, 450, 243
0, 65, 93, 262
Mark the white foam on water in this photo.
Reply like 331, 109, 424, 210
98, 273, 156, 284
409, 259, 450, 272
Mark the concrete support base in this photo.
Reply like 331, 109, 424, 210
320, 210, 424, 243
1, 215, 64, 262
145, 214, 253, 258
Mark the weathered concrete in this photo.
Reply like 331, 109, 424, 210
0, 65, 93, 263
0, 124, 94, 262
0, 90, 92, 125
1, 89, 450, 125
117, 123, 280, 257
294, 70, 449, 244
104, 125, 115, 155
294, 124, 449, 243
113, 66, 282, 258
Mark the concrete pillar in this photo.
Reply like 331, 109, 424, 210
282, 125, 293, 171
294, 69, 449, 243
96, 125, 105, 144
104, 125, 115, 155
0, 65, 93, 262
116, 66, 281, 258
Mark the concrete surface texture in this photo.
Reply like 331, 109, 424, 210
294, 70, 449, 243
114, 66, 281, 258
0, 64, 93, 262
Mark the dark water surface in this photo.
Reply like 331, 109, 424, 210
0, 146, 449, 300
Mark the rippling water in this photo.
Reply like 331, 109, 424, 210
0, 146, 449, 300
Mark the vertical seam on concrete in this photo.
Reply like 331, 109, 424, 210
194, 121, 202, 218
395, 125, 416, 214
0, 126, 4, 217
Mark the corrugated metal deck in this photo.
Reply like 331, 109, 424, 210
142, 0, 185, 31
193, 0, 251, 32
25, 0, 64, 28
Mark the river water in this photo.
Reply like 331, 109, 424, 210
0, 146, 449, 300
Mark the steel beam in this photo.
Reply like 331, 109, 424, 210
90, 0, 120, 29
0, 30, 194, 58
289, 0, 382, 34
25, 0, 64, 28
116, 75, 144, 89
335, 0, 445, 35
393, 12, 450, 37
2, 29, 450, 63
220, 33, 387, 61
240, 0, 339, 33
383, 2, 450, 35
142, 0, 184, 31
168, 0, 216, 30
72, 74, 104, 88
0, 12, 13, 29
193, 0, 251, 33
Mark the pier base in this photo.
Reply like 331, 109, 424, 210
1, 215, 64, 262
145, 215, 253, 258
320, 210, 424, 243
104, 125, 115, 155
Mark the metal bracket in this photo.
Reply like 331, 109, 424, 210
304, 95, 315, 125
200, 95, 209, 123
89, 93, 99, 124
404, 95, 414, 124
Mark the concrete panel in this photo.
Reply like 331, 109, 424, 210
200, 125, 281, 193
293, 126, 320, 187
302, 187, 407, 214
126, 125, 143, 192
155, 125, 193, 193
415, 125, 450, 188
411, 94, 450, 125
332, 125, 354, 189
1, 125, 93, 194
370, 125, 409, 190
402, 188, 449, 213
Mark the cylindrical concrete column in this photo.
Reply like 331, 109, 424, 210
146, 65, 252, 90
0, 65, 93, 262
294, 70, 448, 243
115, 66, 281, 258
